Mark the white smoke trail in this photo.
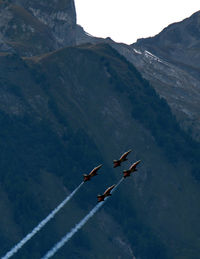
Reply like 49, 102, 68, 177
1, 182, 84, 259
41, 178, 124, 259
42, 201, 104, 259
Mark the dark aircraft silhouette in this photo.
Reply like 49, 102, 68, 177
97, 185, 115, 202
83, 164, 102, 182
123, 160, 141, 178
113, 150, 132, 168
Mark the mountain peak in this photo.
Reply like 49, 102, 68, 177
133, 10, 200, 71
0, 0, 77, 56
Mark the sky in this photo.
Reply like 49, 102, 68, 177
74, 0, 200, 44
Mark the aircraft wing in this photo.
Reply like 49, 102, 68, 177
130, 160, 141, 171
89, 164, 102, 176
104, 184, 115, 196
120, 150, 132, 161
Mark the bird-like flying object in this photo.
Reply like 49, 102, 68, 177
113, 150, 132, 168
83, 164, 102, 182
97, 184, 115, 202
123, 160, 141, 178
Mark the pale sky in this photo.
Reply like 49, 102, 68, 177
74, 0, 200, 44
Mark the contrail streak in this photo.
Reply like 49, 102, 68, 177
1, 182, 84, 259
41, 178, 124, 259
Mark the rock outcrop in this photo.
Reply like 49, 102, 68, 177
0, 0, 77, 56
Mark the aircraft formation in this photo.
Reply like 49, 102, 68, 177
41, 149, 142, 258
1, 149, 141, 259
83, 149, 141, 202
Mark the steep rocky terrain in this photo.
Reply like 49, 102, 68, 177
0, 1, 200, 259
76, 11, 200, 142
133, 11, 200, 75
112, 42, 200, 141
0, 0, 76, 56
112, 12, 200, 142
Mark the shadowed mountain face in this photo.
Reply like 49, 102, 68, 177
0, 2, 200, 259
0, 43, 200, 259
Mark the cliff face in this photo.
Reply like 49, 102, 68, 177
0, 0, 77, 56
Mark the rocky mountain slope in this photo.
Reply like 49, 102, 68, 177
76, 11, 200, 142
133, 11, 200, 75
0, 0, 76, 56
113, 11, 200, 142
0, 1, 200, 259
113, 42, 200, 142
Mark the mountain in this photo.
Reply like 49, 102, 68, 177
105, 11, 200, 142
0, 0, 76, 56
133, 11, 200, 75
0, 1, 200, 259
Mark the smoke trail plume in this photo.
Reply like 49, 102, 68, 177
1, 182, 84, 259
41, 178, 124, 259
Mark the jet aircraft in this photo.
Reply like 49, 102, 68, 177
113, 150, 132, 168
83, 164, 102, 182
123, 160, 141, 178
97, 184, 115, 202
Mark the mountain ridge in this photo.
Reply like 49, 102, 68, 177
106, 11, 200, 142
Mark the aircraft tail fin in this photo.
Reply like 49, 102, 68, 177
83, 174, 90, 182
123, 170, 130, 178
97, 195, 105, 202
113, 160, 121, 168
